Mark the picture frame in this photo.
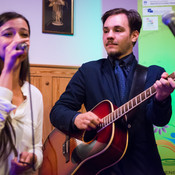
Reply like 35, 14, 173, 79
42, 0, 74, 35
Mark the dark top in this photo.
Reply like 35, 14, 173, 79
50, 53, 172, 175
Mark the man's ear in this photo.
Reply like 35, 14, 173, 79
131, 30, 139, 43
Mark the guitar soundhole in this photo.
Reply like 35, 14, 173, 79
83, 130, 97, 143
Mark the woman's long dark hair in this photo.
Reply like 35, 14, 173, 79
0, 11, 30, 160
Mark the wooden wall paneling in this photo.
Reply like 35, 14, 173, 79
30, 64, 79, 143
52, 77, 60, 105
52, 77, 71, 102
30, 76, 41, 89
41, 76, 53, 143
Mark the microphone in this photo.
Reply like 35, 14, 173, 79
16, 43, 28, 51
162, 11, 175, 36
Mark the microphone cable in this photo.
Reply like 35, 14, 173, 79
26, 57, 36, 171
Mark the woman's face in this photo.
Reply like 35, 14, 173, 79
0, 18, 30, 60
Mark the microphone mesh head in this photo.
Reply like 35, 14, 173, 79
16, 43, 28, 50
162, 11, 175, 25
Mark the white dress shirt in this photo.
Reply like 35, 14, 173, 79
0, 81, 43, 175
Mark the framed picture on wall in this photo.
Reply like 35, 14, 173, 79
42, 0, 74, 35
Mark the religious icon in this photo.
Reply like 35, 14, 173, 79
42, 0, 74, 35
49, 0, 66, 26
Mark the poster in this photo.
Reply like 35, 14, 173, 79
143, 0, 175, 6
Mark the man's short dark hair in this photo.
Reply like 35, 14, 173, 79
101, 8, 142, 34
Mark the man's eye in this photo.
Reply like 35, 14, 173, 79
103, 30, 109, 33
115, 29, 121, 32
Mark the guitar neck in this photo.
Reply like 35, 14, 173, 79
97, 71, 175, 132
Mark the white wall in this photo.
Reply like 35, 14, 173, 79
0, 0, 102, 66
0, 0, 138, 65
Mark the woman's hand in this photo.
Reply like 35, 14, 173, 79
3, 39, 29, 73
10, 152, 37, 175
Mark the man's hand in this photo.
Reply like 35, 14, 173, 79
74, 111, 103, 131
154, 72, 175, 101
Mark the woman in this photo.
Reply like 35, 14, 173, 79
0, 12, 43, 174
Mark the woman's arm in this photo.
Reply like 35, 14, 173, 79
0, 87, 16, 133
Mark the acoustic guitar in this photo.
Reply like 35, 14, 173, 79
39, 72, 175, 175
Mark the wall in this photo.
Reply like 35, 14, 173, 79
0, 0, 102, 66
0, 0, 138, 65
138, 0, 175, 173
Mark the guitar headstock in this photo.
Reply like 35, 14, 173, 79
169, 72, 175, 80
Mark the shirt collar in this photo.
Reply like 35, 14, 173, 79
21, 81, 29, 98
108, 52, 136, 68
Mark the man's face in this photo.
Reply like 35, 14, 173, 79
103, 13, 138, 59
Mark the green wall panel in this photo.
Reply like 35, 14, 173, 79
138, 0, 175, 174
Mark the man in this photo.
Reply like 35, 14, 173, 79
50, 8, 175, 175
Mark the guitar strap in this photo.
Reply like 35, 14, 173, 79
129, 64, 148, 99
126, 64, 148, 126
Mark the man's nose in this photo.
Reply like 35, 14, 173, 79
107, 30, 115, 38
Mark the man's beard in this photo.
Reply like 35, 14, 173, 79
108, 51, 122, 59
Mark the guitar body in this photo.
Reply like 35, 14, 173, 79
39, 100, 128, 175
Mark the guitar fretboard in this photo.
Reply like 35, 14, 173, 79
97, 72, 175, 133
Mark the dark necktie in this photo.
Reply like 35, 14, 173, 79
115, 60, 126, 103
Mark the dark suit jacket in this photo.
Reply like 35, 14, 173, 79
50, 57, 172, 175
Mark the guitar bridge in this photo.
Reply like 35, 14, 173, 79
62, 135, 70, 163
